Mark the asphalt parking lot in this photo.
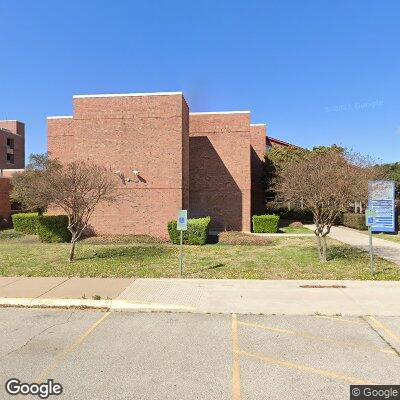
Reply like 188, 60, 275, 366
0, 308, 399, 399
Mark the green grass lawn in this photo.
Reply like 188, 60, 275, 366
357, 229, 400, 244
278, 226, 313, 234
372, 232, 400, 244
0, 229, 398, 280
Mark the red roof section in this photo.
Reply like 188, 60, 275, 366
266, 136, 302, 149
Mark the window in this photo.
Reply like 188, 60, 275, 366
6, 138, 14, 149
7, 153, 14, 164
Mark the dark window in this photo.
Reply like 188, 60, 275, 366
6, 138, 14, 149
7, 153, 14, 164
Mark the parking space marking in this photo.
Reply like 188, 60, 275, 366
35, 311, 111, 383
315, 315, 365, 325
231, 314, 241, 400
238, 320, 396, 356
365, 316, 400, 347
239, 349, 375, 385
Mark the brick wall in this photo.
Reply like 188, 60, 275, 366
0, 177, 11, 226
189, 112, 251, 232
182, 98, 190, 210
0, 120, 25, 170
48, 93, 188, 237
250, 124, 266, 216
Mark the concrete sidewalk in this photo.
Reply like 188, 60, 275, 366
306, 225, 400, 266
0, 276, 133, 299
1, 276, 400, 316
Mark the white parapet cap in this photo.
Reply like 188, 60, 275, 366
190, 111, 251, 115
73, 91, 183, 99
251, 123, 267, 126
1, 168, 25, 176
47, 116, 73, 119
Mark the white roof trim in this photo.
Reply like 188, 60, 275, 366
47, 116, 73, 119
1, 168, 25, 176
251, 123, 267, 126
190, 111, 250, 115
73, 91, 183, 99
0, 119, 18, 122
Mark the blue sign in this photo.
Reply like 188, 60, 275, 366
368, 181, 396, 233
365, 209, 376, 227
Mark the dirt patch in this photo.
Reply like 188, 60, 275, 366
216, 232, 273, 245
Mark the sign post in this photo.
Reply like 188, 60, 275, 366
365, 209, 376, 276
177, 210, 188, 277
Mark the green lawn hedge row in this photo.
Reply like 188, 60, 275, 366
37, 215, 72, 243
342, 213, 367, 231
167, 216, 211, 245
265, 206, 314, 222
11, 213, 39, 234
12, 213, 71, 243
252, 214, 280, 233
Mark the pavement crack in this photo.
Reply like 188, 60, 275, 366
362, 316, 400, 358
0, 311, 75, 359
33, 277, 71, 299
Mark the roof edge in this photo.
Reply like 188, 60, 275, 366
73, 91, 183, 99
47, 116, 73, 120
190, 111, 251, 115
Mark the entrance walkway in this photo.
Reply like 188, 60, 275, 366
306, 225, 400, 266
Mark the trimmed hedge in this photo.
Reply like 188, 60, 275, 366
12, 213, 39, 235
265, 205, 314, 223
168, 216, 211, 245
37, 215, 72, 243
342, 213, 367, 231
252, 214, 280, 233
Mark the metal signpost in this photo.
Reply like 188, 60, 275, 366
177, 210, 188, 277
365, 209, 376, 276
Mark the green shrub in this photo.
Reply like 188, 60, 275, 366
167, 216, 211, 245
342, 213, 367, 231
265, 203, 314, 222
252, 214, 280, 233
37, 215, 71, 243
11, 213, 39, 234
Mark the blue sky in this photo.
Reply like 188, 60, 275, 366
1, 0, 399, 163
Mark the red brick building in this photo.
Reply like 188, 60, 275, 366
0, 120, 25, 170
0, 120, 25, 226
47, 92, 268, 236
46, 91, 297, 237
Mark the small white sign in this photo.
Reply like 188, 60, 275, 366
177, 210, 188, 231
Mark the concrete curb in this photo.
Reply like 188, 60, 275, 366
0, 297, 197, 313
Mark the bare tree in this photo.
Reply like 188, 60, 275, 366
11, 156, 119, 262
274, 148, 380, 262
47, 161, 119, 262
